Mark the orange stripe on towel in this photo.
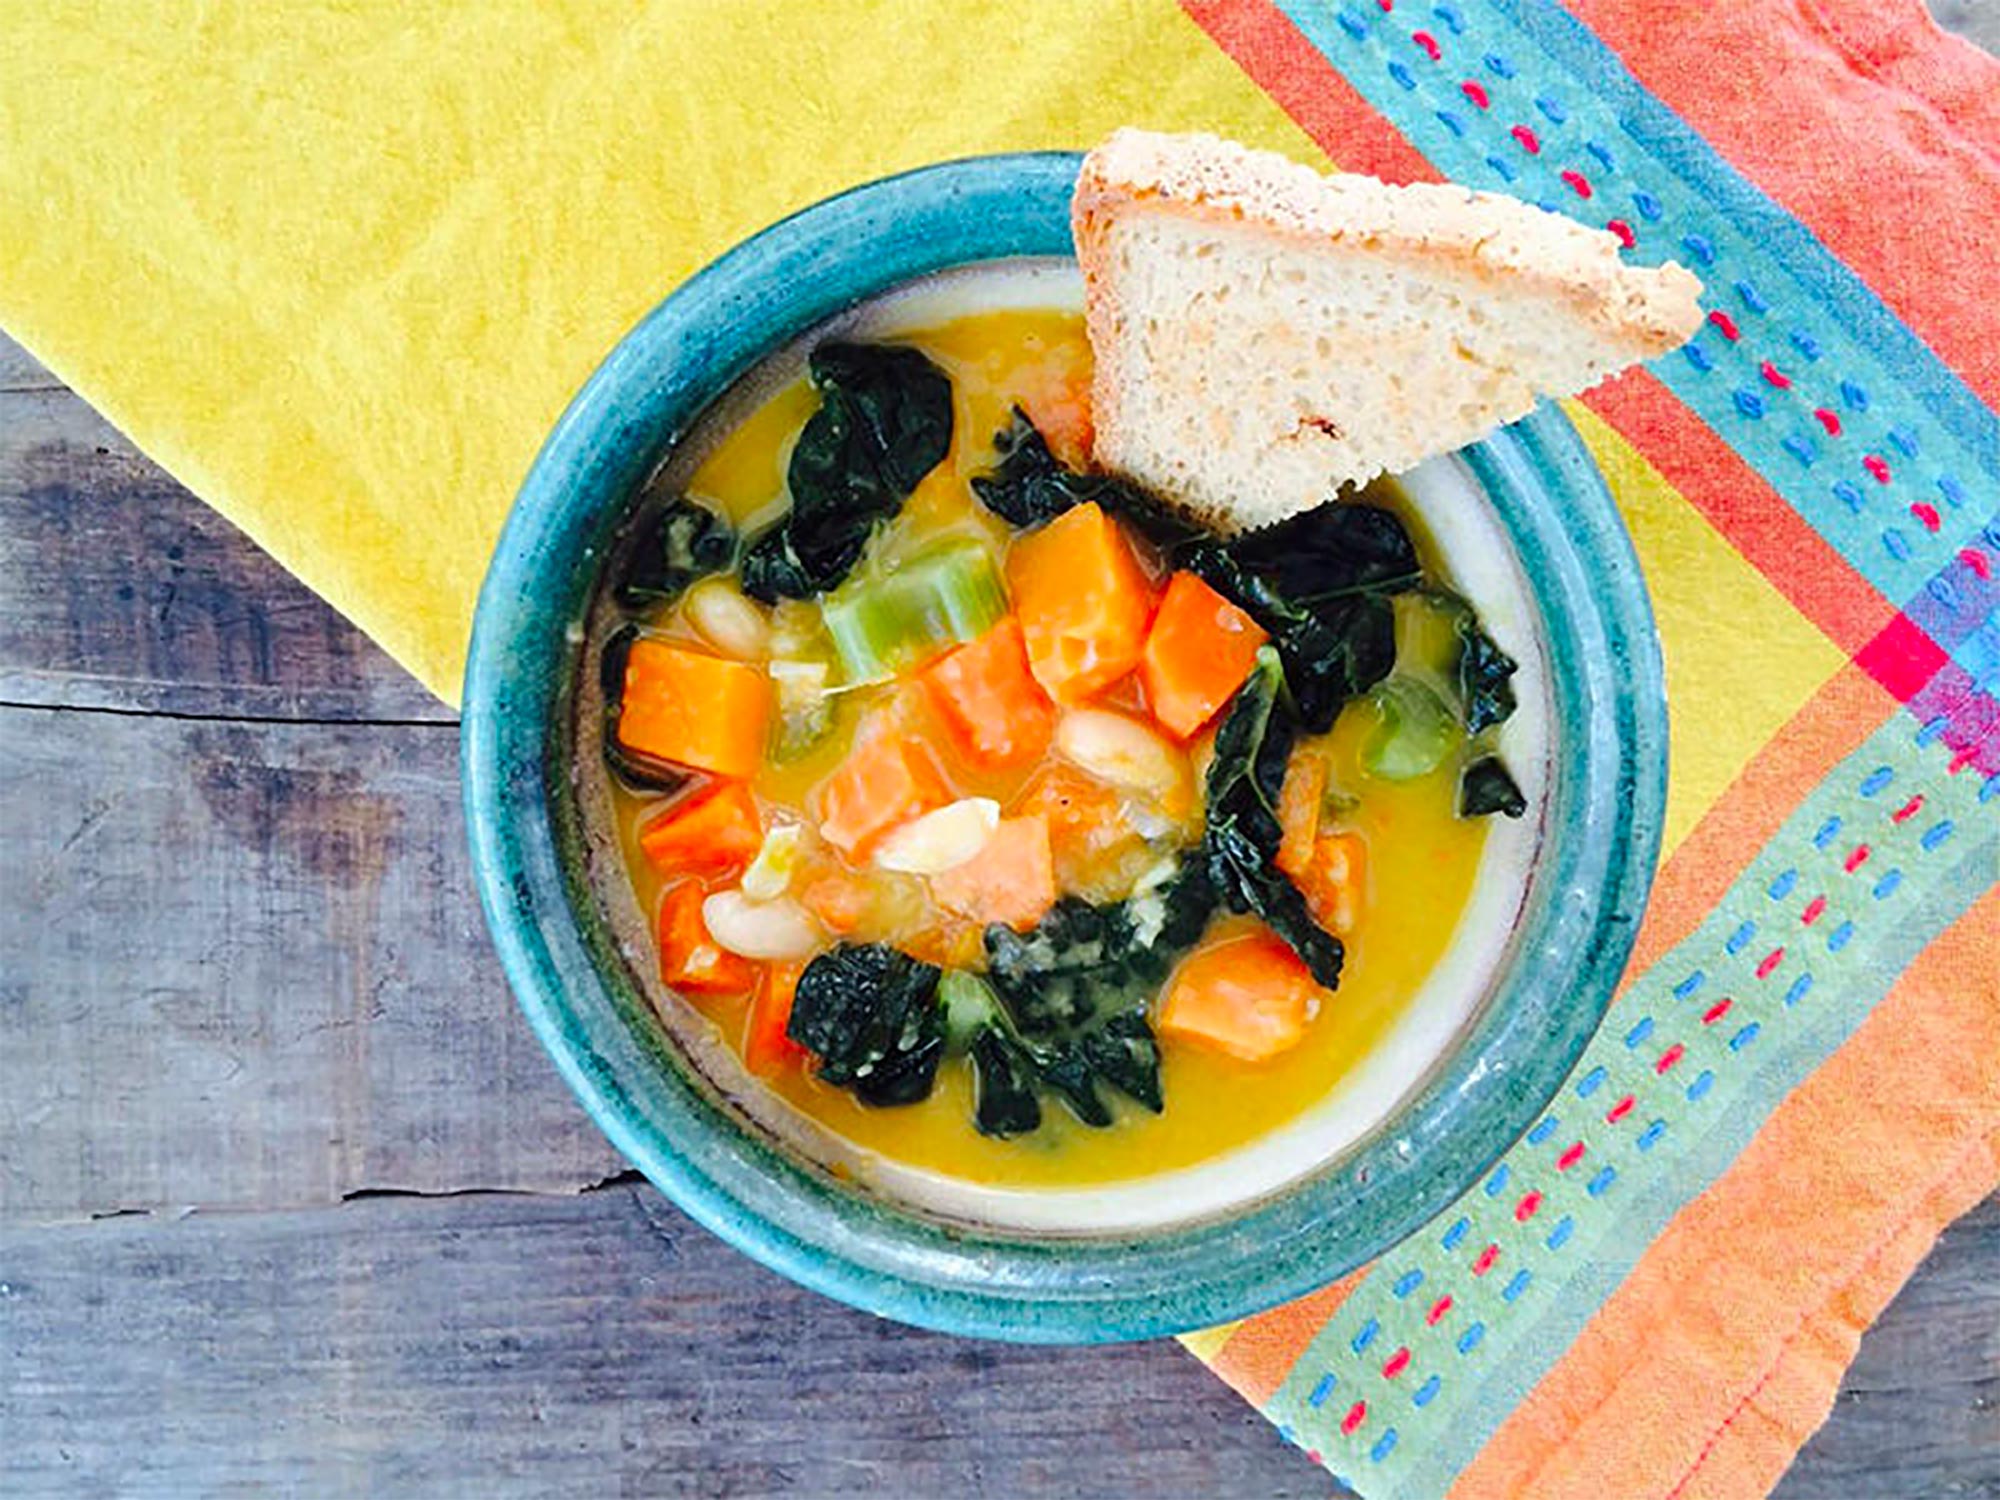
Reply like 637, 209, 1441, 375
1449, 890, 2000, 1500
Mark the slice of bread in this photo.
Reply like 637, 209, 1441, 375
1073, 129, 1704, 530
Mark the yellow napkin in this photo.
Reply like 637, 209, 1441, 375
0, 0, 1318, 702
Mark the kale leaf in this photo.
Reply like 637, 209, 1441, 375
1456, 615, 1519, 735
1201, 647, 1346, 988
1181, 503, 1419, 735
980, 859, 1216, 1128
787, 943, 946, 1107
970, 408, 1198, 547
967, 1028, 1044, 1138
598, 624, 689, 794
1459, 755, 1528, 819
739, 342, 953, 602
615, 495, 735, 609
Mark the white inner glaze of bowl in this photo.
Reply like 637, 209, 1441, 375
580, 258, 1549, 1236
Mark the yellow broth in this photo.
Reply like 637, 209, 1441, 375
601, 307, 1487, 1188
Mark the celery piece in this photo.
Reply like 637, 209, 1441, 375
1361, 676, 1460, 781
820, 538, 1006, 682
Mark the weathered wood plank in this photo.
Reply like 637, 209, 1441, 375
1930, 0, 2000, 53
0, 378, 448, 722
0, 703, 622, 1219
0, 1185, 1338, 1500
0, 331, 59, 392
0, 1185, 1990, 1500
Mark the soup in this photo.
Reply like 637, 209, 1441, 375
581, 275, 1535, 1200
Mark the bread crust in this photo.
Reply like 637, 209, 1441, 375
1071, 130, 1705, 526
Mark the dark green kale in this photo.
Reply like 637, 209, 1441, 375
615, 495, 735, 609
1200, 647, 1345, 988
1455, 615, 1519, 735
1459, 755, 1528, 819
597, 624, 688, 793
978, 859, 1216, 1128
1181, 502, 1420, 735
739, 342, 953, 602
970, 408, 1198, 548
787, 943, 946, 1107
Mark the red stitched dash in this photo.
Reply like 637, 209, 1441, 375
1656, 1043, 1687, 1074
1801, 895, 1827, 925
1412, 29, 1441, 60
1814, 407, 1842, 436
1378, 0, 1394, 10
1511, 124, 1540, 153
1515, 1191, 1543, 1223
1892, 794, 1925, 823
1844, 844, 1871, 872
1342, 1400, 1369, 1435
1426, 1295, 1453, 1325
1702, 997, 1733, 1025
1760, 361, 1791, 390
1911, 503, 1941, 533
1471, 1243, 1500, 1276
1708, 309, 1740, 340
1754, 948, 1784, 980
1462, 79, 1490, 108
1557, 1142, 1586, 1171
1382, 1347, 1412, 1379
1964, 548, 1992, 581
1560, 169, 1593, 198
1606, 218, 1635, 249
1606, 1094, 1636, 1124
1950, 747, 1977, 774
1863, 454, 1892, 484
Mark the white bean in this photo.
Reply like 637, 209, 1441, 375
871, 798, 1000, 876
1054, 709, 1193, 816
700, 891, 822, 960
684, 578, 770, 659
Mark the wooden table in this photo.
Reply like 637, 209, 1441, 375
5, 13, 1997, 1489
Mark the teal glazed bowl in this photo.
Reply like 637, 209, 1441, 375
462, 153, 1667, 1342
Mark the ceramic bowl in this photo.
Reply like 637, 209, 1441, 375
461, 152, 1667, 1342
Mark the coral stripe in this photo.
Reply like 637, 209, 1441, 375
1180, 0, 1440, 184
1582, 372, 1894, 659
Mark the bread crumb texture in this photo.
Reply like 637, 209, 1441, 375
1074, 129, 1704, 529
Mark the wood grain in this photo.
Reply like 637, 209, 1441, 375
0, 701, 622, 1219
0, 345, 446, 723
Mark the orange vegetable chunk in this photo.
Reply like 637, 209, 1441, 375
618, 637, 771, 779
929, 814, 1057, 931
1297, 831, 1368, 935
657, 881, 759, 998
637, 781, 763, 880
743, 960, 809, 1074
1158, 930, 1326, 1063
798, 866, 873, 934
920, 616, 1057, 769
1139, 571, 1268, 740
1006, 502, 1154, 704
1013, 764, 1139, 882
1275, 750, 1330, 881
814, 725, 951, 860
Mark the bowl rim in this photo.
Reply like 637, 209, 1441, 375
461, 151, 1668, 1343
